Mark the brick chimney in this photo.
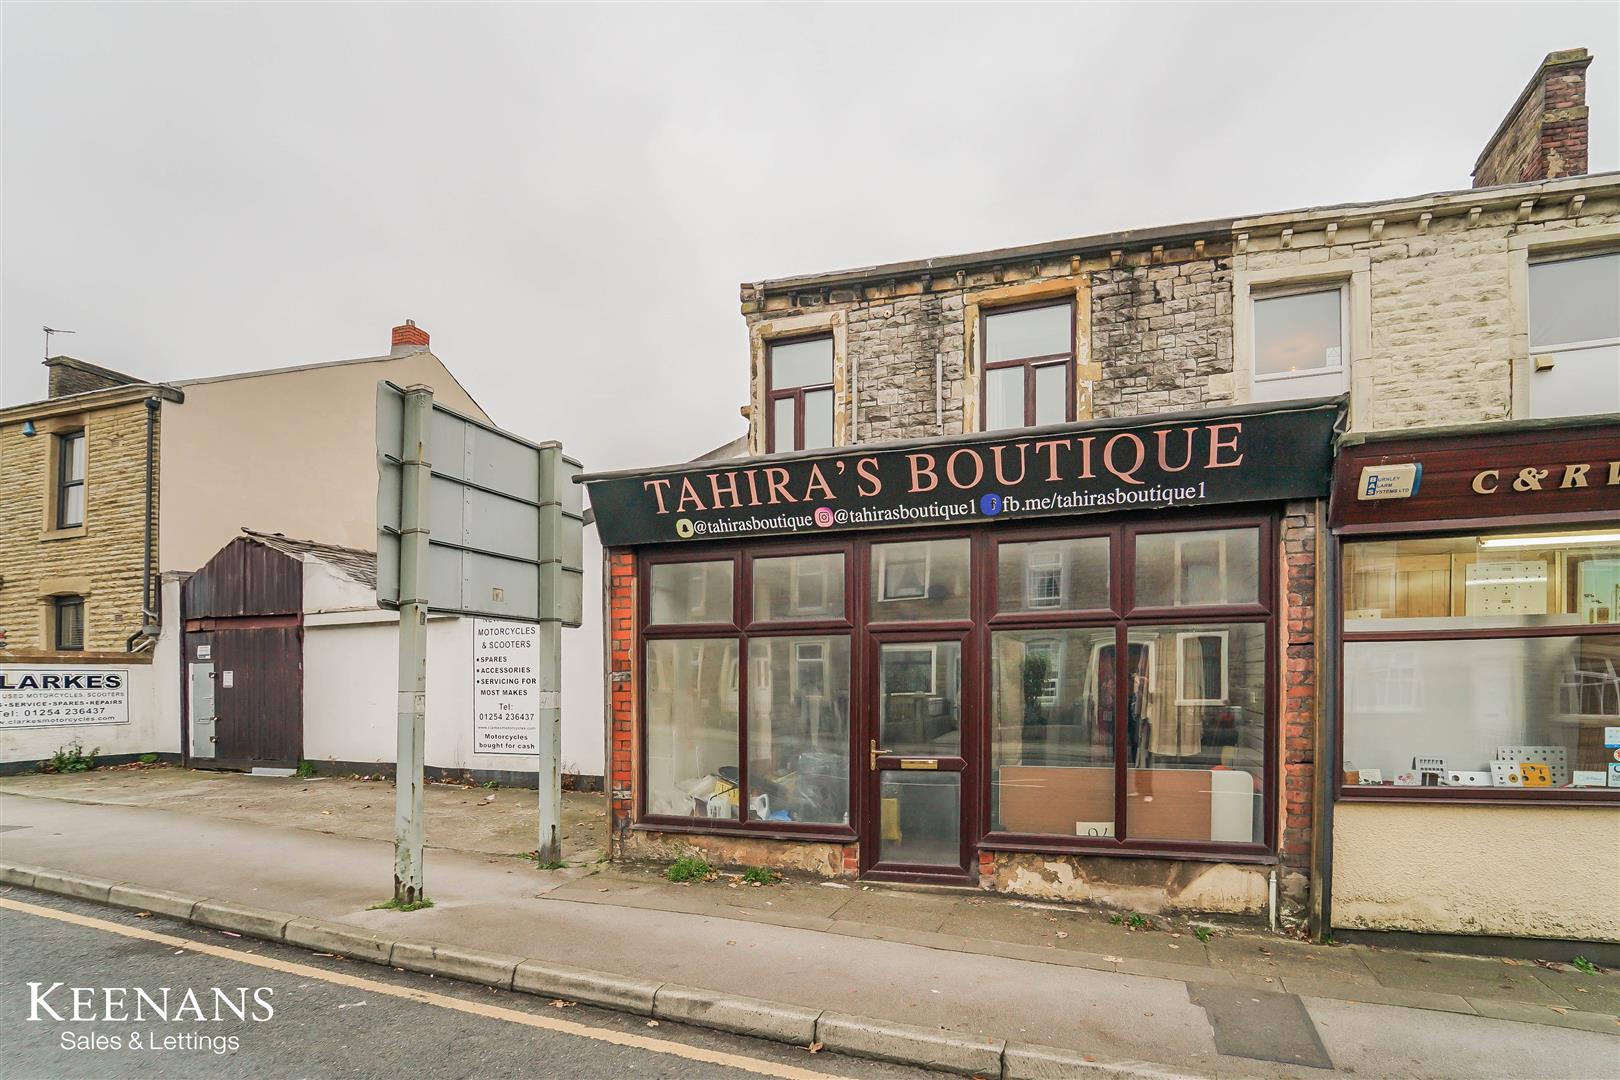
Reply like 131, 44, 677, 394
1473, 48, 1592, 188
43, 356, 143, 398
390, 318, 430, 354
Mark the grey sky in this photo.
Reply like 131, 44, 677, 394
4, 3, 1616, 476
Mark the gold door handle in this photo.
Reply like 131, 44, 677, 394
869, 739, 891, 770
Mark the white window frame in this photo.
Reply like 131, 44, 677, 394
883, 644, 938, 696
1249, 281, 1350, 391
1232, 255, 1370, 424
1508, 221, 1620, 420
791, 556, 834, 616
1174, 532, 1231, 607
1025, 546, 1065, 610
792, 640, 827, 697
1023, 637, 1062, 708
877, 543, 932, 603
1526, 249, 1620, 353
1175, 630, 1229, 706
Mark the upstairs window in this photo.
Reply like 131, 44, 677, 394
982, 301, 1073, 431
56, 430, 86, 528
1528, 252, 1620, 419
767, 336, 834, 452
54, 596, 85, 651
1250, 285, 1348, 402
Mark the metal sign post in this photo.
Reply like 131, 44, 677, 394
377, 380, 584, 898
393, 385, 433, 904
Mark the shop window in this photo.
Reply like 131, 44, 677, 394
56, 430, 86, 529
54, 596, 86, 651
1250, 285, 1348, 403
746, 636, 850, 825
1343, 529, 1620, 798
645, 639, 740, 819
990, 628, 1117, 837
981, 302, 1073, 432
752, 553, 844, 622
1134, 528, 1259, 609
649, 561, 734, 625
1125, 622, 1266, 844
1527, 252, 1620, 418
997, 537, 1109, 613
767, 336, 835, 452
872, 538, 970, 621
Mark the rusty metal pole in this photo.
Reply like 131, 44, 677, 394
393, 385, 433, 904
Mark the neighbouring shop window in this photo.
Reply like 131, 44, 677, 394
767, 336, 835, 452
1250, 286, 1348, 403
997, 537, 1110, 613
981, 302, 1073, 431
990, 628, 1118, 837
1343, 529, 1620, 797
872, 538, 971, 621
56, 430, 86, 528
645, 638, 741, 819
746, 636, 850, 825
1135, 528, 1260, 608
54, 595, 86, 651
752, 553, 844, 622
1528, 252, 1620, 418
649, 560, 733, 624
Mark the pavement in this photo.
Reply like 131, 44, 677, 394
3, 767, 1619, 1079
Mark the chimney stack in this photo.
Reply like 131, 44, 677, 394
390, 318, 430, 354
1473, 48, 1592, 188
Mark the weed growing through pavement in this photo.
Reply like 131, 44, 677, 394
1573, 956, 1599, 974
371, 897, 435, 913
666, 855, 714, 883
1193, 926, 1214, 943
740, 867, 782, 886
42, 741, 98, 774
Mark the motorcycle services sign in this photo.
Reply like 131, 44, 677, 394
472, 620, 540, 755
585, 398, 1343, 547
0, 666, 130, 729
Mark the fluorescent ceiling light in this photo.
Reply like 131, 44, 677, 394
1479, 532, 1620, 549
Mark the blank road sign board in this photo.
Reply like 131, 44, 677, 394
376, 381, 584, 626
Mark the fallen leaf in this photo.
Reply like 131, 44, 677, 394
221, 931, 242, 938
1264, 977, 1275, 983
1502, 958, 1521, 966
135, 911, 151, 918
646, 1020, 659, 1027
1056, 932, 1069, 939
1549, 1006, 1568, 1015
1083, 1055, 1097, 1063
1104, 956, 1124, 964
807, 1042, 823, 1054
549, 999, 576, 1009
1167, 944, 1180, 949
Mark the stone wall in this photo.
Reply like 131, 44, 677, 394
1089, 259, 1233, 418
0, 395, 156, 654
845, 291, 967, 441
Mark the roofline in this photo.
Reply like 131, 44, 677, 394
747, 171, 1620, 297
168, 347, 429, 388
578, 395, 1346, 484
0, 383, 183, 422
1337, 412, 1619, 450
43, 354, 148, 386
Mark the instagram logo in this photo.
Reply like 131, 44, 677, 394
813, 507, 835, 528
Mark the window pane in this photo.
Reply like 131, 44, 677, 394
985, 304, 1070, 363
991, 629, 1117, 836
1344, 634, 1618, 791
1530, 254, 1620, 347
1033, 363, 1067, 425
60, 485, 86, 529
770, 337, 833, 389
803, 389, 833, 450
1344, 531, 1620, 631
878, 640, 962, 756
878, 772, 960, 866
649, 561, 733, 624
747, 636, 849, 824
62, 434, 86, 482
1528, 342, 1620, 420
984, 367, 1024, 432
871, 538, 971, 621
771, 397, 795, 452
55, 598, 86, 651
998, 538, 1109, 612
1125, 622, 1266, 844
645, 639, 740, 818
1135, 528, 1260, 608
752, 553, 844, 621
1254, 289, 1342, 377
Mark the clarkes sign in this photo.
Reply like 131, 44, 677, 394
587, 399, 1342, 546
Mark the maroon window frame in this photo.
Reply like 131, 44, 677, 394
1337, 526, 1620, 807
765, 334, 834, 454
632, 513, 1281, 864
978, 299, 1075, 432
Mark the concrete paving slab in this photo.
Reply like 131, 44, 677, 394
824, 888, 958, 933
1205, 934, 1376, 983
1524, 967, 1620, 1015
1359, 948, 1574, 1007
1465, 996, 1620, 1035
1187, 984, 1332, 1070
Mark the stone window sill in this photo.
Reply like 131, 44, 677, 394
40, 525, 87, 541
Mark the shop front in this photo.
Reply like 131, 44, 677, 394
585, 398, 1340, 916
1329, 417, 1620, 945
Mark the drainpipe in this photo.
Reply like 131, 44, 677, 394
1309, 502, 1341, 942
125, 396, 160, 652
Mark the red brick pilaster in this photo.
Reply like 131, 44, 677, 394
607, 549, 636, 856
1278, 502, 1319, 925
